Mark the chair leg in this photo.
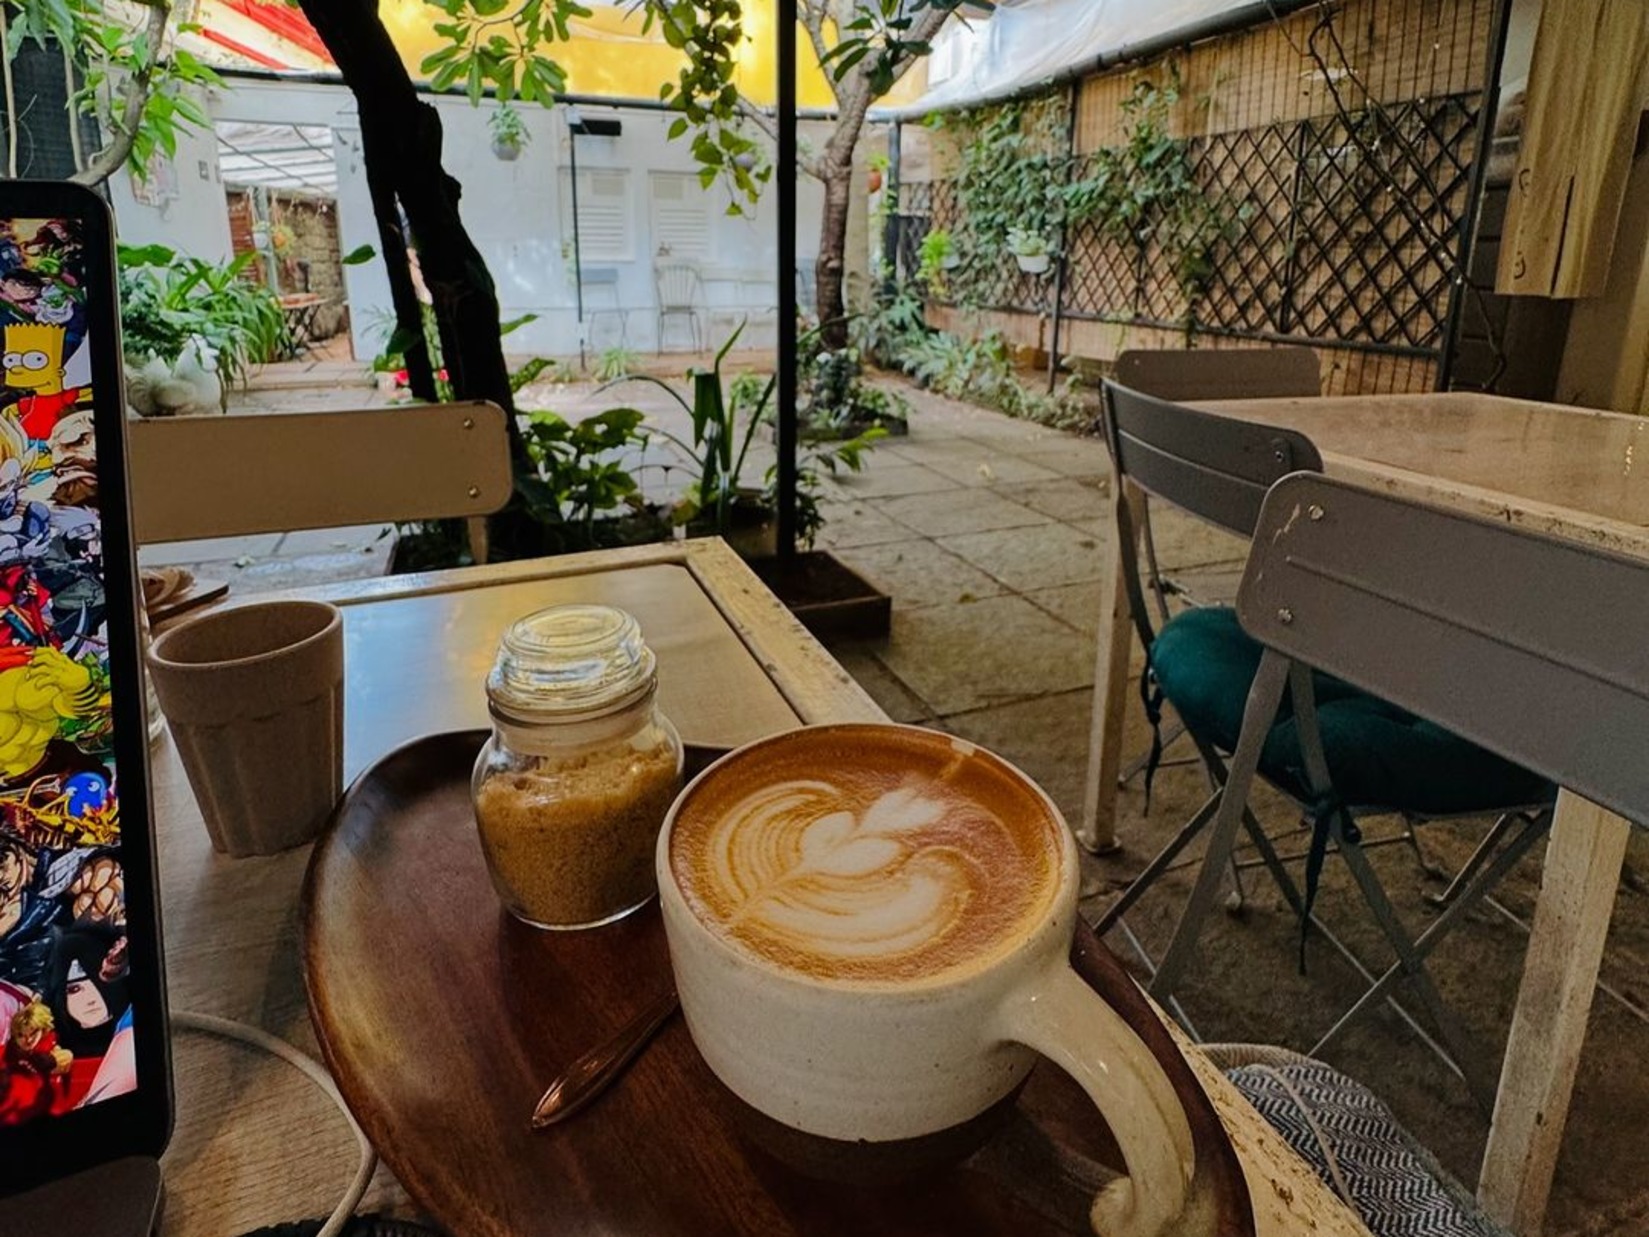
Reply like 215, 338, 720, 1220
1314, 811, 1552, 1058
1149, 649, 1291, 1003
1328, 818, 1503, 1114
1091, 789, 1223, 935
1425, 812, 1522, 909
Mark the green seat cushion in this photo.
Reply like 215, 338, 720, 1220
1151, 607, 1554, 815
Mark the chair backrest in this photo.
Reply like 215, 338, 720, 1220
1241, 473, 1649, 826
128, 401, 514, 544
1114, 346, 1321, 402
1101, 379, 1323, 540
654, 263, 702, 311
582, 266, 621, 309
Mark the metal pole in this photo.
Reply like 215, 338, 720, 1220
567, 107, 586, 371
1047, 78, 1080, 394
1436, 0, 1512, 393
882, 121, 902, 298
775, 4, 798, 559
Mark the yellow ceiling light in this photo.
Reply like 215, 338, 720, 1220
375, 0, 925, 110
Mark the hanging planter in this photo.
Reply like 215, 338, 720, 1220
490, 103, 529, 163
1007, 227, 1052, 276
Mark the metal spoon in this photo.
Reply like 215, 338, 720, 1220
531, 987, 681, 1129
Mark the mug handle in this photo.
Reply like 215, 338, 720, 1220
993, 960, 1195, 1237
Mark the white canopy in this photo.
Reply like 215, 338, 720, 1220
879, 0, 1291, 119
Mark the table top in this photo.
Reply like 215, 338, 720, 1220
152, 540, 1366, 1237
1197, 391, 1649, 557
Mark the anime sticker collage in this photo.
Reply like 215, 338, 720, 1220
0, 217, 132, 1128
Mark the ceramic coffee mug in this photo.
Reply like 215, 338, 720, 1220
148, 600, 344, 857
657, 722, 1194, 1237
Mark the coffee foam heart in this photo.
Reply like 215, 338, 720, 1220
669, 729, 1063, 984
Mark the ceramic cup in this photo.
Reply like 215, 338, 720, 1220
148, 600, 344, 858
657, 722, 1194, 1237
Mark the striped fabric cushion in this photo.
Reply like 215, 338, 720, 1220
1208, 1045, 1511, 1237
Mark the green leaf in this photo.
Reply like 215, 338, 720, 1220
340, 244, 377, 266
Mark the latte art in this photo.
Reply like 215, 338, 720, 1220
669, 729, 1063, 983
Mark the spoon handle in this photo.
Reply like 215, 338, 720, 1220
531, 987, 681, 1129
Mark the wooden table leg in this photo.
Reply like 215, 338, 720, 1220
1079, 479, 1140, 855
1478, 791, 1631, 1235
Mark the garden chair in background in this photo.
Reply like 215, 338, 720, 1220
127, 401, 513, 565
1109, 347, 1321, 787
654, 263, 705, 353
580, 266, 629, 351
1094, 383, 1553, 1110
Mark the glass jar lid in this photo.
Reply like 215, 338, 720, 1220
486, 604, 657, 721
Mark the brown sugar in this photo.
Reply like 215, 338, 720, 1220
474, 742, 682, 927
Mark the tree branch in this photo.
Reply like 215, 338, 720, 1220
887, 5, 952, 90
798, 0, 836, 104
71, 0, 171, 186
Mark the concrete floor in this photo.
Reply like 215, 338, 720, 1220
151, 366, 1649, 1235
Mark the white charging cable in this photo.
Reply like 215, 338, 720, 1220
172, 1010, 377, 1237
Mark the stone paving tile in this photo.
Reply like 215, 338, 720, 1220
878, 435, 998, 465
164, 548, 393, 595
1145, 507, 1249, 569
832, 462, 960, 499
813, 499, 920, 549
1166, 565, 1245, 608
279, 524, 393, 555
938, 688, 1095, 824
1023, 580, 1104, 633
938, 522, 1106, 593
833, 540, 1008, 611
875, 594, 1094, 715
827, 644, 933, 724
874, 489, 1052, 538
139, 533, 285, 567
919, 453, 1062, 487
1014, 478, 1112, 524
1013, 445, 1112, 480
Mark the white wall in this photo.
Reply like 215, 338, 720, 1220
106, 88, 233, 262
119, 74, 829, 362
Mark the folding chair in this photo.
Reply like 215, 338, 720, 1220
1092, 379, 1325, 953
1110, 348, 1321, 785
1145, 472, 1566, 1108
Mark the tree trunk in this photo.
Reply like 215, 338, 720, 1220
363, 148, 436, 400
298, 0, 543, 559
815, 158, 854, 349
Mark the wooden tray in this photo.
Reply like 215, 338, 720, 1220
303, 731, 1254, 1236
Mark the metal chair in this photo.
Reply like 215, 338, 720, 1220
654, 263, 704, 353
1094, 383, 1552, 1107
1094, 379, 1323, 965
1143, 472, 1577, 1108
580, 266, 629, 351
1109, 347, 1322, 786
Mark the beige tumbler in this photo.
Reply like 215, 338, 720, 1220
148, 600, 344, 857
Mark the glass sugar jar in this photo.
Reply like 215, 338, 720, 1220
472, 605, 684, 929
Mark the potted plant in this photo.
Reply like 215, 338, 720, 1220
1008, 227, 1052, 275
603, 324, 885, 554
270, 222, 296, 257
797, 335, 910, 441
490, 103, 529, 161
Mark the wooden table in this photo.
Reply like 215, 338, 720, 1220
153, 538, 1366, 1237
1078, 391, 1649, 1235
